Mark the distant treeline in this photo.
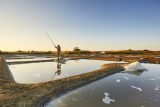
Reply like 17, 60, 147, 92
1, 49, 160, 55
105, 50, 160, 55
63, 50, 160, 55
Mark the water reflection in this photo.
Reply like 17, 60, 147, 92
56, 58, 68, 64
122, 70, 145, 76
9, 59, 118, 84
54, 62, 62, 76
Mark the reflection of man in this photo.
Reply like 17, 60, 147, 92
55, 62, 61, 75
54, 44, 61, 58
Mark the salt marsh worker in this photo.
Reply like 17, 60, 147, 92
55, 44, 61, 58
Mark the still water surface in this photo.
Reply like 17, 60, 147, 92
8, 59, 121, 84
46, 63, 160, 107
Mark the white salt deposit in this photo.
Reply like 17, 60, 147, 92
131, 86, 142, 92
149, 78, 156, 81
92, 87, 95, 90
155, 88, 159, 91
155, 57, 160, 59
6, 58, 55, 63
154, 86, 160, 91
123, 77, 129, 80
102, 92, 115, 104
46, 99, 65, 107
124, 61, 146, 72
72, 97, 78, 101
116, 79, 120, 82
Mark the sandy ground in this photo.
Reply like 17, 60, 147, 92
0, 55, 125, 107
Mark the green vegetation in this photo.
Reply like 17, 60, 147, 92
73, 47, 80, 53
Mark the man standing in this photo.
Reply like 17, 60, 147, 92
55, 44, 61, 58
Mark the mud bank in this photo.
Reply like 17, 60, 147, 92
88, 56, 160, 64
0, 55, 124, 107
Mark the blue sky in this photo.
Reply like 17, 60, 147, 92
0, 0, 160, 51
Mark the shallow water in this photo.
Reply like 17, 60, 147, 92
8, 59, 121, 84
46, 63, 160, 107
